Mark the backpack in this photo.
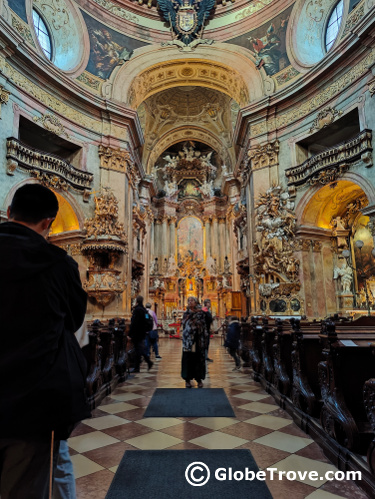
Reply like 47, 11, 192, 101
144, 311, 154, 333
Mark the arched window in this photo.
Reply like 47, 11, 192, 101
32, 9, 52, 60
325, 0, 344, 52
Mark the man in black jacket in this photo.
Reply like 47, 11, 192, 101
129, 295, 153, 372
0, 184, 91, 499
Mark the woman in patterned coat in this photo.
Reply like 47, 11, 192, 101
181, 297, 208, 388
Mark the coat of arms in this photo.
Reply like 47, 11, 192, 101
158, 0, 216, 47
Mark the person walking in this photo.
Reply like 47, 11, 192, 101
181, 297, 208, 388
202, 298, 213, 362
145, 302, 162, 360
0, 183, 91, 499
129, 295, 154, 372
224, 316, 241, 370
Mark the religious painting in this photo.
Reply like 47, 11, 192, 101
82, 12, 149, 79
177, 217, 203, 262
178, 179, 202, 199
226, 5, 293, 76
353, 219, 375, 307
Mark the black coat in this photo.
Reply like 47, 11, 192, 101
224, 321, 241, 349
0, 222, 91, 439
129, 304, 147, 342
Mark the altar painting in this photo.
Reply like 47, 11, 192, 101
177, 217, 203, 262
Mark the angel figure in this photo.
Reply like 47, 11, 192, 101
333, 260, 353, 293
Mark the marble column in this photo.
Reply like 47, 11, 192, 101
211, 217, 218, 260
169, 217, 176, 258
205, 219, 211, 258
218, 218, 226, 270
162, 218, 168, 260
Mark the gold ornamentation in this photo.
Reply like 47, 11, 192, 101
0, 85, 10, 119
34, 0, 69, 30
343, 2, 365, 36
369, 78, 375, 97
250, 50, 375, 135
234, 0, 272, 20
11, 13, 36, 46
309, 165, 348, 186
309, 107, 343, 134
76, 72, 102, 92
98, 145, 131, 172
6, 137, 93, 194
128, 61, 249, 109
0, 57, 102, 132
33, 113, 71, 138
30, 170, 69, 190
254, 185, 300, 286
248, 140, 279, 170
90, 0, 139, 23
312, 240, 322, 252
274, 66, 300, 86
84, 269, 124, 307
84, 187, 127, 245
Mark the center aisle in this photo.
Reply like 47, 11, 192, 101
69, 337, 365, 499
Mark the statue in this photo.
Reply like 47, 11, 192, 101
206, 256, 217, 276
167, 256, 177, 276
164, 180, 178, 198
333, 260, 353, 293
223, 256, 231, 274
199, 180, 214, 197
150, 258, 159, 275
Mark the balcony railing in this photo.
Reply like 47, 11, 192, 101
285, 130, 372, 189
6, 137, 93, 195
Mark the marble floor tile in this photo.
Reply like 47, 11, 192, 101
189, 430, 248, 449
82, 441, 136, 468
101, 421, 153, 440
245, 414, 293, 430
220, 421, 273, 440
254, 431, 312, 453
109, 392, 146, 402
125, 430, 183, 449
70, 454, 104, 478
305, 490, 346, 499
239, 401, 279, 413
68, 431, 120, 453
82, 415, 130, 430
99, 402, 139, 414
189, 417, 238, 430
137, 417, 185, 430
75, 469, 114, 499
232, 392, 270, 401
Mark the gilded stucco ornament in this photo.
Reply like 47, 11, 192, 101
33, 113, 71, 139
369, 78, 375, 97
0, 85, 10, 118
253, 186, 301, 307
82, 188, 127, 308
309, 107, 343, 134
239, 140, 279, 185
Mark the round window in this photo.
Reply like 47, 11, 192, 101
325, 0, 344, 51
32, 8, 52, 60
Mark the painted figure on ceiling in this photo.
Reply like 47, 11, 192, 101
248, 19, 289, 76
90, 28, 132, 79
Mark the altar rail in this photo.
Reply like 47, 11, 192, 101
249, 315, 375, 497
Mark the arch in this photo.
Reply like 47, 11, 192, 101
145, 126, 233, 174
295, 173, 375, 228
110, 43, 264, 108
3, 178, 85, 234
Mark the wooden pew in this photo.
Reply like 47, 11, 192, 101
318, 320, 375, 452
364, 343, 375, 474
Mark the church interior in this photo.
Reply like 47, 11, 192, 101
1, 0, 375, 495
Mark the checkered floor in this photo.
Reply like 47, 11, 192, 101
70, 338, 368, 499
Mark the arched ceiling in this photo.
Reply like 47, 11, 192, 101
301, 181, 367, 229
140, 86, 236, 171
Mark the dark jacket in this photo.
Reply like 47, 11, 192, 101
224, 321, 241, 349
0, 222, 91, 439
129, 303, 148, 342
